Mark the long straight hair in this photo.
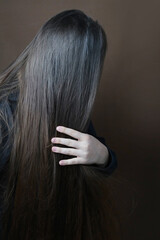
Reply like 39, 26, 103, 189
0, 9, 121, 240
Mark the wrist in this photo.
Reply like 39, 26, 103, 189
97, 146, 110, 167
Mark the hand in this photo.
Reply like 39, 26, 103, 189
51, 125, 109, 167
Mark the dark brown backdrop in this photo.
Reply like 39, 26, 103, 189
0, 1, 160, 239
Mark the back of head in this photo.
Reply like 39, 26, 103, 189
0, 9, 121, 240
23, 9, 107, 131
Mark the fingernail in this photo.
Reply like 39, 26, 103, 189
52, 147, 57, 151
56, 126, 61, 131
59, 161, 64, 165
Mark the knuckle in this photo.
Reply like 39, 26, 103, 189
84, 134, 90, 141
84, 142, 90, 151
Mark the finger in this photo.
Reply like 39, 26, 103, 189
56, 126, 85, 141
59, 157, 82, 166
51, 137, 79, 148
52, 146, 80, 156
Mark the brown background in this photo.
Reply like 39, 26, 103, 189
0, 0, 160, 239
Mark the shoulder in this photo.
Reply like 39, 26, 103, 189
7, 90, 19, 116
0, 89, 18, 143
0, 90, 18, 127
0, 92, 17, 173
0, 92, 16, 132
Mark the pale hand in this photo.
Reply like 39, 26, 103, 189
51, 125, 109, 167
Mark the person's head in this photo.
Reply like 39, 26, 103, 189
0, 9, 107, 131
0, 9, 121, 240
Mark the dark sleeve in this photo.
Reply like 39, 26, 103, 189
0, 99, 13, 174
87, 120, 118, 176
